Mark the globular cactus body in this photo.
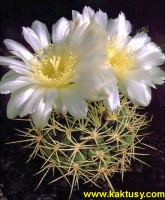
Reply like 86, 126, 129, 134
16, 96, 150, 198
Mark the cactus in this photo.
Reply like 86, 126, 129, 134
12, 95, 151, 198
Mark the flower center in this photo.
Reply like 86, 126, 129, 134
30, 44, 77, 88
106, 36, 134, 73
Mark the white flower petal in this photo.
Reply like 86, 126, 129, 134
103, 89, 120, 111
72, 10, 82, 21
107, 12, 132, 39
95, 9, 108, 30
134, 42, 165, 69
73, 21, 107, 60
0, 56, 27, 68
118, 77, 151, 106
101, 67, 117, 92
108, 17, 131, 41
76, 52, 106, 74
19, 87, 49, 117
32, 100, 52, 129
53, 95, 67, 116
7, 85, 38, 119
0, 74, 33, 94
149, 67, 165, 85
1, 70, 16, 81
52, 17, 69, 44
73, 6, 95, 23
72, 6, 107, 30
23, 27, 42, 52
65, 21, 89, 51
117, 12, 132, 38
8, 65, 32, 75
135, 53, 165, 69
124, 69, 156, 88
4, 39, 33, 60
59, 87, 88, 119
83, 6, 95, 19
31, 20, 50, 47
43, 88, 58, 105
127, 32, 151, 51
107, 19, 118, 38
101, 68, 120, 111
70, 74, 106, 101
14, 51, 33, 69
136, 42, 163, 56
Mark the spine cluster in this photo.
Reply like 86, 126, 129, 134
16, 96, 150, 198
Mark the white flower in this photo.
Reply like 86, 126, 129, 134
0, 18, 108, 128
73, 7, 165, 109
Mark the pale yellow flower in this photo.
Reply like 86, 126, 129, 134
73, 7, 165, 109
0, 18, 108, 128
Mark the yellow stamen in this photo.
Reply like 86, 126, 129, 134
106, 36, 135, 73
50, 56, 61, 73
30, 44, 77, 88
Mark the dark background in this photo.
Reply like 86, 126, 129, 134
0, 0, 165, 199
